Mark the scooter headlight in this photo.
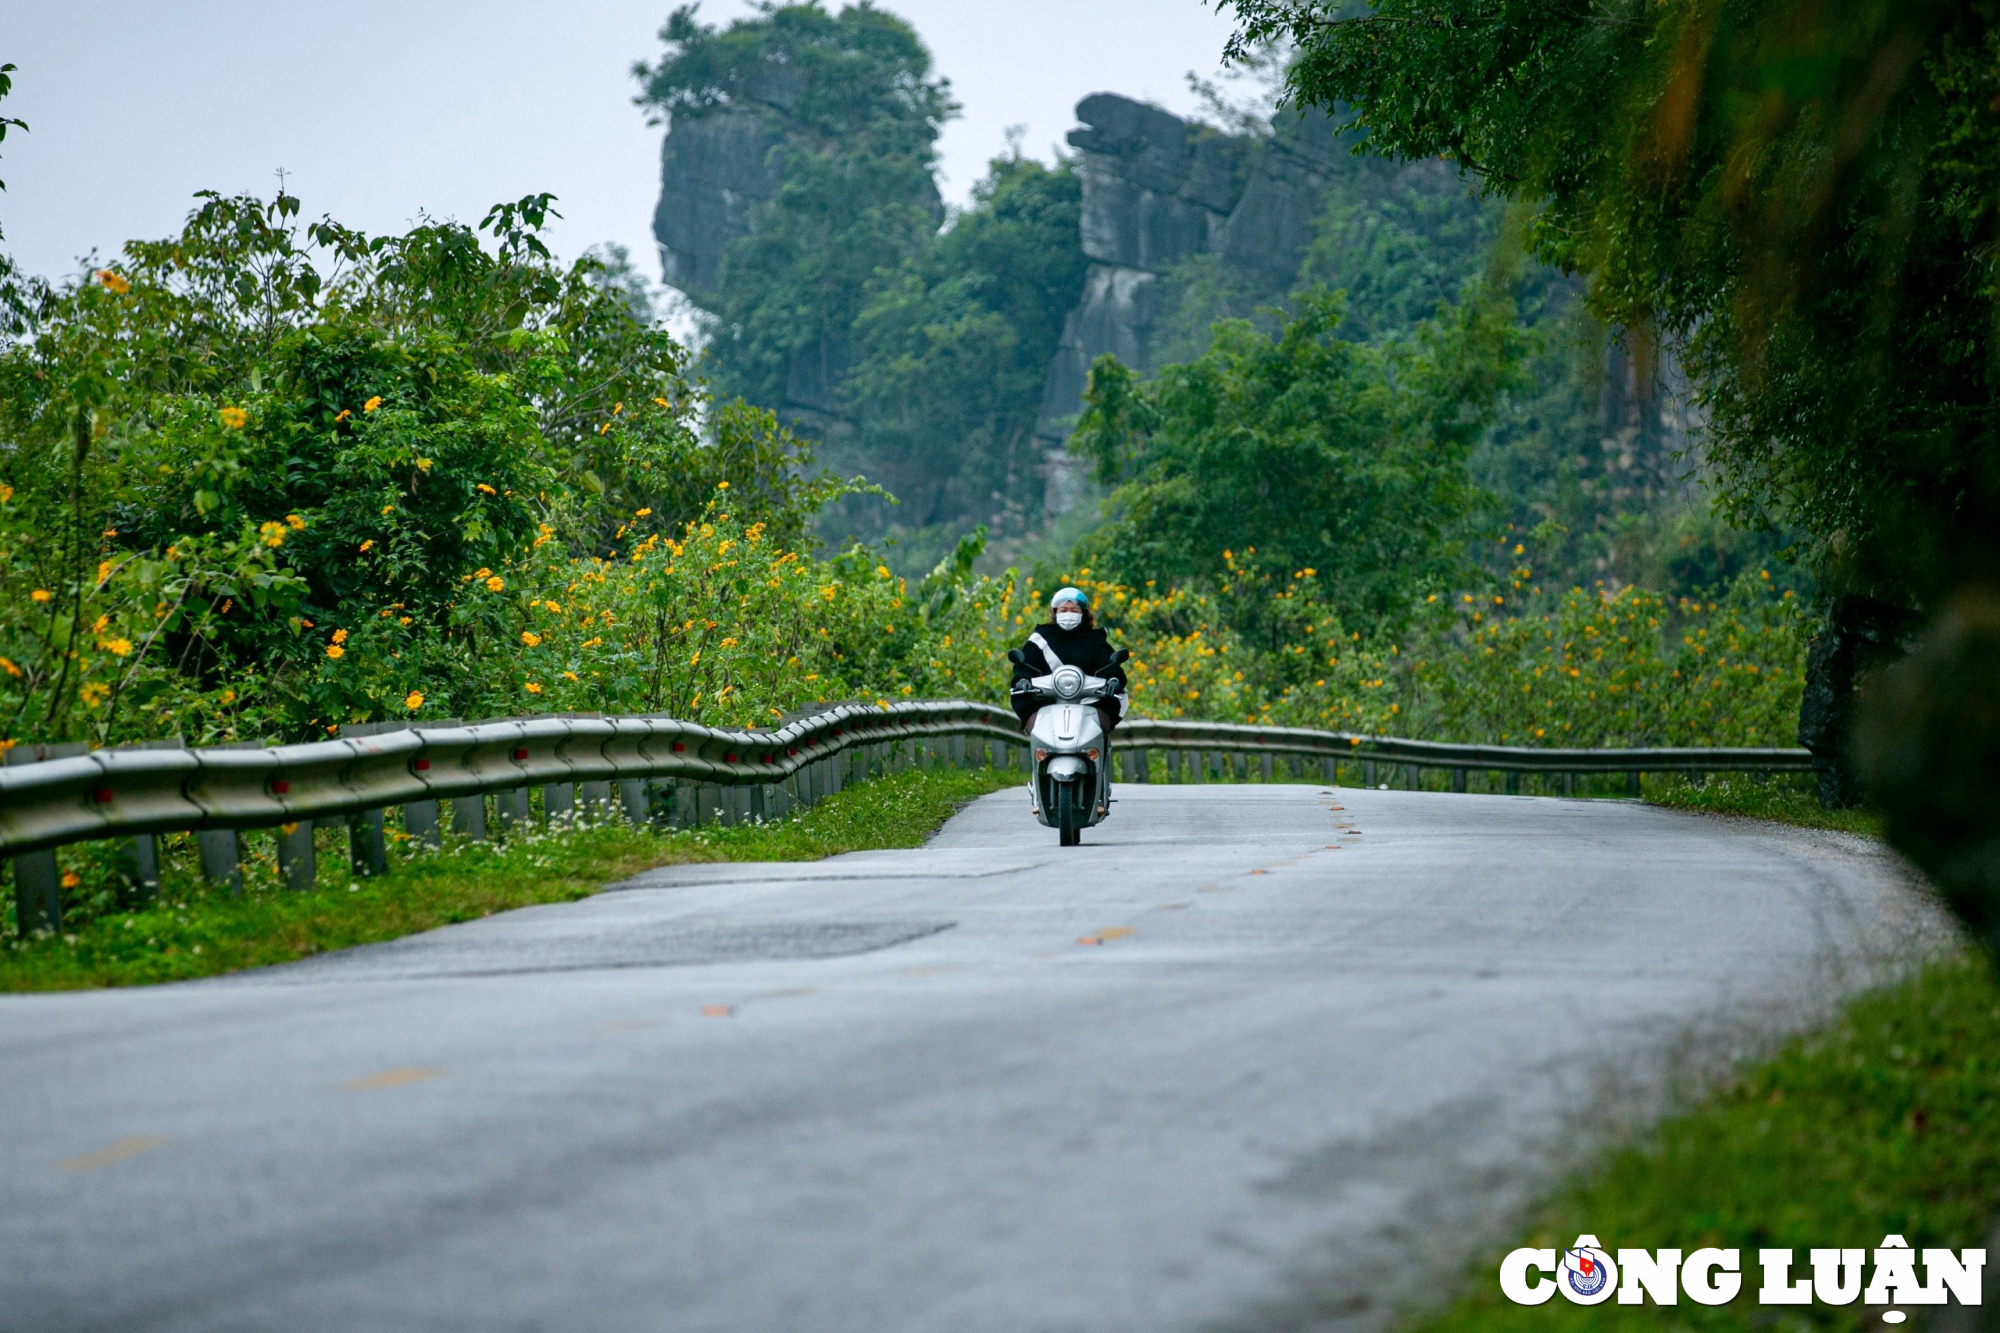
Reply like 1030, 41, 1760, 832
1052, 666, 1084, 700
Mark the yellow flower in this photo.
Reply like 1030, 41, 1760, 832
381, 504, 395, 516
219, 406, 248, 429
415, 458, 433, 472
96, 270, 131, 294
331, 628, 348, 644
521, 631, 542, 647
258, 521, 286, 548
79, 682, 109, 707
0, 657, 20, 678
363, 396, 383, 413
325, 644, 345, 659
404, 691, 424, 711
61, 870, 81, 889
91, 614, 109, 633
398, 616, 412, 626
716, 480, 730, 490
285, 513, 306, 531
562, 671, 578, 681
29, 589, 52, 604
474, 568, 493, 578
219, 689, 236, 704
359, 540, 375, 553
542, 600, 562, 613
477, 483, 497, 495
635, 507, 652, 517
101, 638, 133, 657
0, 484, 10, 503
334, 409, 352, 423
485, 575, 505, 593
523, 681, 543, 694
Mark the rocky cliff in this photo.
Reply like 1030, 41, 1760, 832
1029, 95, 1342, 508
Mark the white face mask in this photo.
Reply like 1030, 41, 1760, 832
1054, 608, 1083, 630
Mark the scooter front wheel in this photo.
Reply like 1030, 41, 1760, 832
1055, 783, 1082, 847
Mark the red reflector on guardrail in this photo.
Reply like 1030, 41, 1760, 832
725, 753, 739, 764
513, 748, 529, 761
271, 780, 291, 794
413, 758, 431, 772
92, 787, 114, 805
672, 742, 685, 752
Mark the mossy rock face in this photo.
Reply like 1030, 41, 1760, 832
1861, 588, 2000, 953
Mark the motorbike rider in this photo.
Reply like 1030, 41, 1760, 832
1010, 587, 1129, 735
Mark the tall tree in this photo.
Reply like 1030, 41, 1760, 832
1226, 0, 2000, 605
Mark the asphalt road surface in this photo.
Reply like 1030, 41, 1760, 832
0, 783, 1952, 1333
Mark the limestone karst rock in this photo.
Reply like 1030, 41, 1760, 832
1033, 96, 1337, 448
651, 111, 782, 304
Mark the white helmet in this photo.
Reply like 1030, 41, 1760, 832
1050, 586, 1087, 609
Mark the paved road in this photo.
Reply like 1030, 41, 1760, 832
0, 784, 1950, 1333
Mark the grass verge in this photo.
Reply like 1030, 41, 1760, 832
1404, 953, 1999, 1332
0, 766, 1016, 992
1648, 773, 1882, 837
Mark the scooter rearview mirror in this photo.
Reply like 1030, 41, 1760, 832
1007, 648, 1028, 666
1108, 648, 1131, 666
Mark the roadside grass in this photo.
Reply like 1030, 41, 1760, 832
1403, 953, 1999, 1333
0, 766, 1017, 992
1647, 773, 1882, 837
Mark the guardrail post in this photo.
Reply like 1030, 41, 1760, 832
495, 787, 531, 836
197, 830, 243, 893
350, 809, 388, 877
452, 794, 488, 842
541, 782, 573, 826
1562, 772, 1575, 797
1361, 759, 1375, 787
404, 799, 442, 847
619, 779, 649, 827
1260, 753, 1274, 783
579, 781, 613, 816
121, 835, 161, 909
1504, 771, 1520, 795
1628, 771, 1642, 797
11, 848, 61, 935
277, 821, 315, 891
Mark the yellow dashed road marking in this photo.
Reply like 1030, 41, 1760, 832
340, 1067, 444, 1093
59, 1136, 168, 1174
587, 1020, 660, 1037
1076, 926, 1136, 946
700, 1004, 736, 1018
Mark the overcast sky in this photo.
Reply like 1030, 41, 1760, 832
2, 0, 1250, 294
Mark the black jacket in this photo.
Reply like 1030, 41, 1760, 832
1011, 622, 1128, 723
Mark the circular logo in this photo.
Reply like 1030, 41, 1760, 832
1560, 1243, 1617, 1304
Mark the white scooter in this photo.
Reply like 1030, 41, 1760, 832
1008, 647, 1130, 847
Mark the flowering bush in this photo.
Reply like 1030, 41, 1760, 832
1003, 561, 1806, 748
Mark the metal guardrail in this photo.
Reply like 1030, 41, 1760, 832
1, 700, 1812, 935
0, 700, 1022, 859
1120, 717, 1814, 779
